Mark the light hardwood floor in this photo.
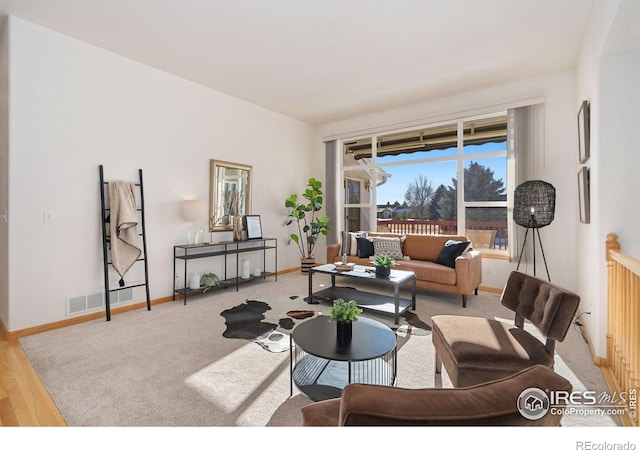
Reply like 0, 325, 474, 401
0, 328, 66, 426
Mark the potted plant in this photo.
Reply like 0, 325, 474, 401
373, 255, 394, 278
200, 272, 222, 293
285, 177, 330, 272
328, 298, 363, 340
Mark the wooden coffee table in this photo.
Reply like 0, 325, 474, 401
306, 263, 416, 325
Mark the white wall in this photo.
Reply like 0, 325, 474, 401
3, 17, 315, 332
575, 0, 639, 356
599, 48, 640, 256
315, 71, 579, 293
0, 17, 9, 328
588, 47, 639, 355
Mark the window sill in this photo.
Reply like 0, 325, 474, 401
474, 250, 509, 260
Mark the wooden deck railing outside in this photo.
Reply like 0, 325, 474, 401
377, 219, 509, 250
605, 233, 639, 426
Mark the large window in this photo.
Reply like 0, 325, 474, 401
341, 113, 508, 254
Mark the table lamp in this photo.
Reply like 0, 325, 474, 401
181, 200, 207, 245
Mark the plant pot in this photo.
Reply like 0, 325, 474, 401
336, 321, 352, 340
375, 265, 391, 278
301, 257, 315, 273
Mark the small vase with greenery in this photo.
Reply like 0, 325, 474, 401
373, 255, 394, 278
285, 177, 330, 271
328, 298, 362, 340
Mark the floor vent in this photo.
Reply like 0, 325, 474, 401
66, 288, 134, 316
68, 296, 87, 315
87, 293, 103, 310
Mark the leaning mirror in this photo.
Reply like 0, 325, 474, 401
209, 160, 252, 232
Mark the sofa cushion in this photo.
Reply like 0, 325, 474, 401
403, 234, 468, 262
371, 236, 405, 260
500, 271, 580, 342
301, 398, 341, 426
435, 240, 471, 268
400, 260, 457, 285
356, 237, 375, 258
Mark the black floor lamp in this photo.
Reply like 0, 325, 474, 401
514, 180, 555, 281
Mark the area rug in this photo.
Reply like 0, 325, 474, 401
398, 311, 432, 336
220, 298, 316, 353
253, 330, 290, 352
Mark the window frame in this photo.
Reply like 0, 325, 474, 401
339, 112, 509, 255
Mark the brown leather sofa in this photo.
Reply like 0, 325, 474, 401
327, 233, 482, 307
302, 365, 572, 426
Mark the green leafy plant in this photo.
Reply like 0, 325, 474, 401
328, 298, 363, 324
200, 273, 222, 293
285, 177, 330, 259
373, 255, 394, 268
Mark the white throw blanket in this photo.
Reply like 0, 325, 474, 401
108, 182, 141, 285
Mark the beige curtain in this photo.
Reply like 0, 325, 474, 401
325, 140, 340, 245
508, 104, 545, 261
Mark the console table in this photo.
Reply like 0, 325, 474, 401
173, 238, 277, 304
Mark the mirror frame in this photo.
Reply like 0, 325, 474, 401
209, 160, 253, 232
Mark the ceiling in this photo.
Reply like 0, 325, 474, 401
0, 0, 596, 125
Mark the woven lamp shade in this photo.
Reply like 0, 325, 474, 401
513, 180, 556, 228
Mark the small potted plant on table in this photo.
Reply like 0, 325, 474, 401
373, 255, 394, 278
328, 298, 362, 340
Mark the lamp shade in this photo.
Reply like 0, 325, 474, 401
513, 180, 555, 228
181, 200, 207, 222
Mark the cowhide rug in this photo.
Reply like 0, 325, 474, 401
396, 311, 432, 336
220, 298, 316, 353
219, 297, 431, 351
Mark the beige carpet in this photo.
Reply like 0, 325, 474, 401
19, 271, 620, 428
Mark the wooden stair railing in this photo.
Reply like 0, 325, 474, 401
605, 233, 639, 426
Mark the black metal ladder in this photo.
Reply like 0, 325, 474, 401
99, 165, 151, 321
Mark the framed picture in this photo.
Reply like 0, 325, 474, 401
578, 167, 590, 224
578, 100, 590, 163
244, 215, 262, 240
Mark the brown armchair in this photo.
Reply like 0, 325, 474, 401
432, 271, 580, 388
302, 365, 572, 426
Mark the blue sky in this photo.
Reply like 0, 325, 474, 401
375, 142, 507, 205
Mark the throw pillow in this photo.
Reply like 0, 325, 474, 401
345, 232, 362, 256
356, 237, 375, 258
371, 237, 404, 260
435, 240, 471, 268
341, 232, 354, 256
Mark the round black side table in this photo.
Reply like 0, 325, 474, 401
290, 316, 397, 401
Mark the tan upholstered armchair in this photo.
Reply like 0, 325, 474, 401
302, 365, 572, 426
432, 271, 580, 388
